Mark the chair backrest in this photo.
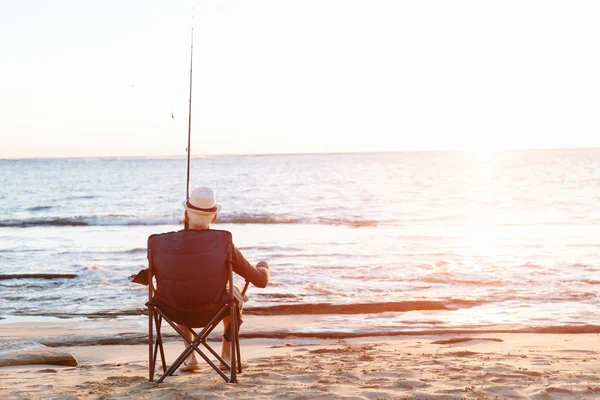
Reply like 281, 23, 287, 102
148, 229, 232, 310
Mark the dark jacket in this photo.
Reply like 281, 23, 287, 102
232, 244, 270, 288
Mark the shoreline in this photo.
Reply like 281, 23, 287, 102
2, 314, 600, 344
2, 313, 599, 343
1, 299, 481, 319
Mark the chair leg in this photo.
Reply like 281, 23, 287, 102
154, 313, 167, 373
235, 305, 242, 373
154, 318, 200, 382
153, 307, 231, 383
236, 329, 242, 373
230, 305, 237, 383
198, 318, 231, 369
148, 305, 154, 382
157, 336, 230, 384
202, 340, 228, 368
152, 330, 160, 374
157, 336, 202, 382
229, 305, 242, 374
151, 306, 240, 383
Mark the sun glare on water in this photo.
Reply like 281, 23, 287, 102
456, 149, 504, 258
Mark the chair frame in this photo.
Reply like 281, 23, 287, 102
147, 242, 247, 383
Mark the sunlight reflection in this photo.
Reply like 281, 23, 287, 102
475, 151, 493, 181
459, 151, 502, 257
458, 224, 498, 257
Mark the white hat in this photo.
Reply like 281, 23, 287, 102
182, 187, 222, 215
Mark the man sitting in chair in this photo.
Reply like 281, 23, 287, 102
179, 186, 270, 371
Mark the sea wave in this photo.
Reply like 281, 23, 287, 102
220, 213, 379, 227
0, 218, 90, 227
218, 214, 300, 224
0, 273, 77, 280
0, 216, 178, 227
64, 195, 97, 200
27, 205, 54, 212
0, 214, 380, 228
125, 248, 147, 254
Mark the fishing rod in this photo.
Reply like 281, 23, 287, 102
184, 19, 194, 229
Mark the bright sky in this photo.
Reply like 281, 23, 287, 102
1, 1, 599, 158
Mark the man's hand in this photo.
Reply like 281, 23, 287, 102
256, 261, 269, 270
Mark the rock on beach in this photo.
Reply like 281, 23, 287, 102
0, 341, 78, 367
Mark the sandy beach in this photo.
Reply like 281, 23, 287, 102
1, 315, 599, 400
3, 0, 600, 396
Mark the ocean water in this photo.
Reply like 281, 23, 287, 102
0, 150, 599, 333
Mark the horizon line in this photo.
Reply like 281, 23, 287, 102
1, 146, 599, 161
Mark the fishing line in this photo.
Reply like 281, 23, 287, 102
184, 14, 194, 229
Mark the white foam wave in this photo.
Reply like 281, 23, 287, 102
0, 214, 379, 228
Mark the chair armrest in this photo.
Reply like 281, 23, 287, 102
129, 269, 149, 286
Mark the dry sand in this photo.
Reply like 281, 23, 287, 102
0, 316, 599, 399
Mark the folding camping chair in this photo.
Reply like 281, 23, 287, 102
145, 229, 247, 383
